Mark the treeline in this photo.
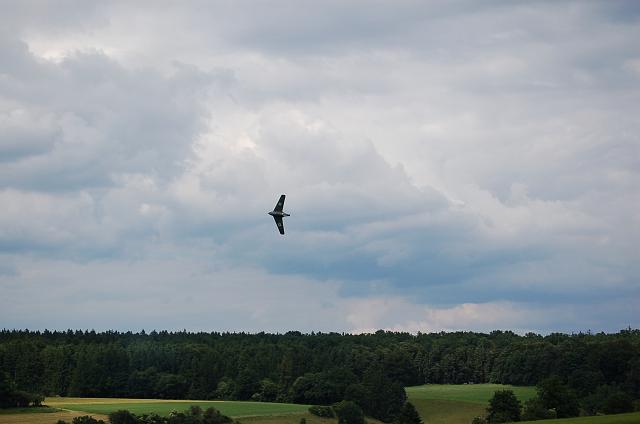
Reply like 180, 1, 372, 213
0, 371, 43, 408
1, 329, 638, 410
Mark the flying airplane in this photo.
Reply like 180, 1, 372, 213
268, 194, 290, 235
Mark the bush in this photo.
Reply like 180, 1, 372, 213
72, 417, 106, 424
203, 407, 234, 424
603, 392, 634, 414
522, 397, 556, 421
106, 407, 233, 424
109, 409, 139, 424
308, 405, 335, 418
333, 400, 365, 424
394, 401, 422, 424
581, 385, 634, 416
537, 376, 579, 418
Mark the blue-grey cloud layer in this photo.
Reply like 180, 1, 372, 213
0, 0, 638, 333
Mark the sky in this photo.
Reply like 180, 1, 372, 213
0, 0, 639, 334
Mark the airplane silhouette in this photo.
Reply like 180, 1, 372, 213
268, 194, 290, 235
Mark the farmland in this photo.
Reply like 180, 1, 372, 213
405, 383, 536, 424
46, 397, 310, 417
0, 398, 379, 424
406, 383, 537, 404
520, 412, 640, 423
0, 385, 638, 424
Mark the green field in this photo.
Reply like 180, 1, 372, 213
405, 384, 537, 424
406, 383, 537, 404
46, 397, 309, 418
520, 412, 640, 424
405, 384, 640, 424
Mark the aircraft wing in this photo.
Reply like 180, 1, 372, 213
273, 215, 285, 235
273, 194, 286, 212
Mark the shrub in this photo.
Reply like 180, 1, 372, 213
522, 397, 556, 421
72, 416, 106, 424
333, 400, 365, 424
308, 405, 334, 418
203, 407, 234, 424
394, 401, 422, 424
109, 409, 139, 424
537, 376, 579, 418
603, 392, 634, 414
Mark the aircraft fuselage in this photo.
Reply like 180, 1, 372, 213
268, 211, 290, 217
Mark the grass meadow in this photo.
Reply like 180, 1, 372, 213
46, 397, 310, 417
1, 385, 638, 424
405, 383, 536, 424
405, 383, 538, 404
520, 412, 640, 423
0, 398, 386, 424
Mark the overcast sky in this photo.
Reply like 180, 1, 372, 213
1, 0, 638, 334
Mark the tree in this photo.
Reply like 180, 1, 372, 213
214, 378, 235, 400
72, 417, 106, 424
109, 410, 138, 424
360, 362, 407, 422
333, 400, 365, 424
537, 376, 579, 418
202, 406, 234, 423
522, 397, 556, 421
486, 390, 521, 423
154, 373, 188, 399
0, 372, 16, 408
251, 378, 279, 402
394, 401, 422, 424
603, 390, 634, 414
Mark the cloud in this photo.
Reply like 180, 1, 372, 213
0, 1, 638, 333
1, 254, 636, 334
0, 38, 227, 191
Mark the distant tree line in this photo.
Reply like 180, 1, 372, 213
1, 329, 638, 421
0, 370, 43, 408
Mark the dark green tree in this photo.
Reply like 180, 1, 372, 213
486, 390, 521, 423
521, 397, 556, 421
72, 416, 106, 424
537, 376, 579, 418
333, 400, 365, 424
394, 401, 422, 424
202, 406, 234, 423
109, 410, 138, 424
361, 362, 406, 422
251, 378, 279, 402
0, 372, 15, 408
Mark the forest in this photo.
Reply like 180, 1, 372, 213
1, 329, 639, 421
